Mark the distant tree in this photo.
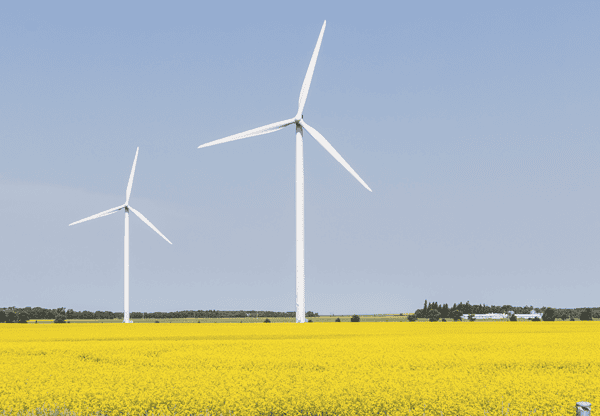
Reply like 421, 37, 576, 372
451, 310, 462, 321
7, 311, 18, 323
54, 314, 66, 323
557, 312, 568, 321
593, 310, 600, 319
532, 316, 541, 321
18, 311, 29, 323
335, 318, 341, 322
0, 310, 6, 323
54, 307, 66, 318
468, 314, 475, 322
427, 309, 441, 322
264, 318, 271, 323
351, 314, 360, 322
66, 309, 75, 319
580, 308, 593, 321
423, 300, 428, 316
542, 308, 556, 322
407, 314, 418, 322
510, 314, 517, 321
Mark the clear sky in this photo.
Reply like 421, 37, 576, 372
1, 1, 599, 315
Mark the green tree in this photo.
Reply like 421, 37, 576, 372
451, 310, 462, 321
468, 314, 476, 322
335, 317, 341, 322
407, 314, 418, 322
18, 311, 29, 323
0, 310, 6, 323
580, 308, 593, 321
542, 308, 556, 321
427, 309, 441, 322
510, 314, 517, 321
351, 314, 360, 322
7, 311, 18, 323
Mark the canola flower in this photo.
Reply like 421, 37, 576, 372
0, 322, 598, 416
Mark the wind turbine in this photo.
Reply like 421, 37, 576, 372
69, 147, 172, 323
198, 21, 371, 323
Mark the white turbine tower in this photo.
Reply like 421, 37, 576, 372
69, 147, 172, 323
198, 21, 371, 323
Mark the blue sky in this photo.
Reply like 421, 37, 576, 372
1, 1, 599, 314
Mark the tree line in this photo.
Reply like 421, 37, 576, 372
412, 300, 599, 321
0, 306, 319, 322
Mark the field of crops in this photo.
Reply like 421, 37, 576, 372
1, 322, 598, 416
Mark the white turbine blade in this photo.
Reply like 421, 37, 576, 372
128, 206, 172, 245
300, 120, 372, 192
297, 20, 326, 119
69, 204, 126, 226
199, 118, 295, 149
125, 147, 139, 205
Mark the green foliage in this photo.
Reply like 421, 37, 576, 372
451, 310, 462, 321
18, 311, 29, 323
0, 310, 6, 323
468, 314, 475, 322
264, 318, 271, 323
532, 317, 541, 321
351, 314, 360, 322
427, 309, 441, 322
7, 311, 18, 323
407, 314, 418, 322
335, 317, 341, 322
580, 308, 593, 321
54, 314, 66, 324
542, 308, 556, 321
510, 314, 517, 321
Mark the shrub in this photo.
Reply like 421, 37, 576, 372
407, 314, 418, 322
54, 315, 66, 324
441, 318, 446, 322
351, 315, 360, 322
155, 320, 160, 323
468, 314, 475, 322
264, 318, 271, 323
308, 319, 313, 323
532, 317, 541, 321
335, 317, 341, 322
510, 314, 517, 321
570, 317, 575, 321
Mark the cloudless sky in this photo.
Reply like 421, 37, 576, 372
1, 1, 599, 315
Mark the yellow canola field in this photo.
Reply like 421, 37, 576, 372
1, 322, 598, 416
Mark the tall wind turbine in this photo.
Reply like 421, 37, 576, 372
69, 147, 172, 323
198, 21, 371, 323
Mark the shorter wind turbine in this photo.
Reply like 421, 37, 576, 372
69, 147, 172, 323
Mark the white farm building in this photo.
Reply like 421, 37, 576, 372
460, 311, 543, 320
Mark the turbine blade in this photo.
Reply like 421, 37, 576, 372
69, 204, 126, 226
129, 206, 172, 245
125, 147, 139, 205
300, 120, 372, 192
199, 118, 295, 149
297, 20, 326, 119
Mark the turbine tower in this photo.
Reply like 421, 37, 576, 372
198, 21, 371, 323
69, 147, 172, 323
